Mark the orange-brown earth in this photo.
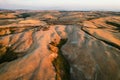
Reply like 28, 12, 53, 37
0, 10, 120, 80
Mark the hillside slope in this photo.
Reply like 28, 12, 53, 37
0, 11, 120, 80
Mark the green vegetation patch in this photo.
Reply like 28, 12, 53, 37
0, 47, 18, 64
106, 21, 120, 30
52, 39, 70, 80
0, 20, 15, 26
18, 13, 31, 19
